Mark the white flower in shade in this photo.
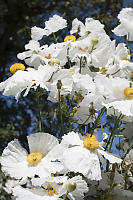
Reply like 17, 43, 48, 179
31, 175, 88, 200
4, 178, 28, 194
1, 132, 64, 179
121, 122, 133, 140
75, 94, 104, 124
125, 149, 133, 165
45, 15, 67, 36
109, 187, 133, 200
112, 8, 133, 41
12, 185, 62, 200
48, 69, 73, 102
60, 132, 121, 181
64, 175, 88, 200
12, 175, 88, 200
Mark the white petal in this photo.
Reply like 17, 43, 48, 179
97, 149, 122, 163
27, 132, 59, 156
61, 146, 101, 180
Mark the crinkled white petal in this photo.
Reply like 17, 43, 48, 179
45, 15, 67, 36
28, 132, 59, 156
1, 139, 28, 179
61, 132, 83, 147
67, 175, 88, 200
31, 26, 48, 41
61, 146, 101, 180
103, 100, 133, 117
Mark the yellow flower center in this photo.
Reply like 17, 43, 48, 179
124, 87, 133, 98
83, 134, 99, 151
10, 63, 25, 74
45, 54, 51, 59
121, 57, 131, 62
44, 182, 58, 196
26, 152, 42, 165
64, 35, 76, 42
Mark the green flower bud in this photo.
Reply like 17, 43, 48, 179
91, 37, 99, 46
66, 182, 76, 193
54, 58, 60, 65
49, 58, 60, 66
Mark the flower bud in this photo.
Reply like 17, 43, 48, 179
60, 95, 65, 103
91, 37, 99, 46
49, 58, 60, 66
66, 182, 76, 193
73, 106, 78, 114
57, 80, 62, 90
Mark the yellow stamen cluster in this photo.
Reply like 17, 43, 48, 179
45, 54, 51, 59
44, 182, 58, 196
121, 57, 131, 62
26, 152, 42, 165
83, 134, 99, 151
10, 63, 25, 74
64, 35, 76, 42
124, 87, 133, 98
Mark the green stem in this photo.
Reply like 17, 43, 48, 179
53, 32, 58, 43
58, 89, 64, 136
121, 143, 133, 159
63, 191, 69, 200
111, 69, 120, 76
79, 57, 82, 73
36, 92, 43, 132
91, 107, 106, 135
100, 115, 104, 134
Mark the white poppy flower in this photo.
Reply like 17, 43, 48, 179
48, 69, 73, 102
12, 185, 61, 200
1, 132, 64, 179
32, 175, 88, 200
60, 132, 121, 181
0, 65, 57, 100
95, 74, 133, 119
12, 175, 88, 200
112, 8, 133, 41
75, 94, 104, 124
72, 73, 95, 96
71, 18, 105, 37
